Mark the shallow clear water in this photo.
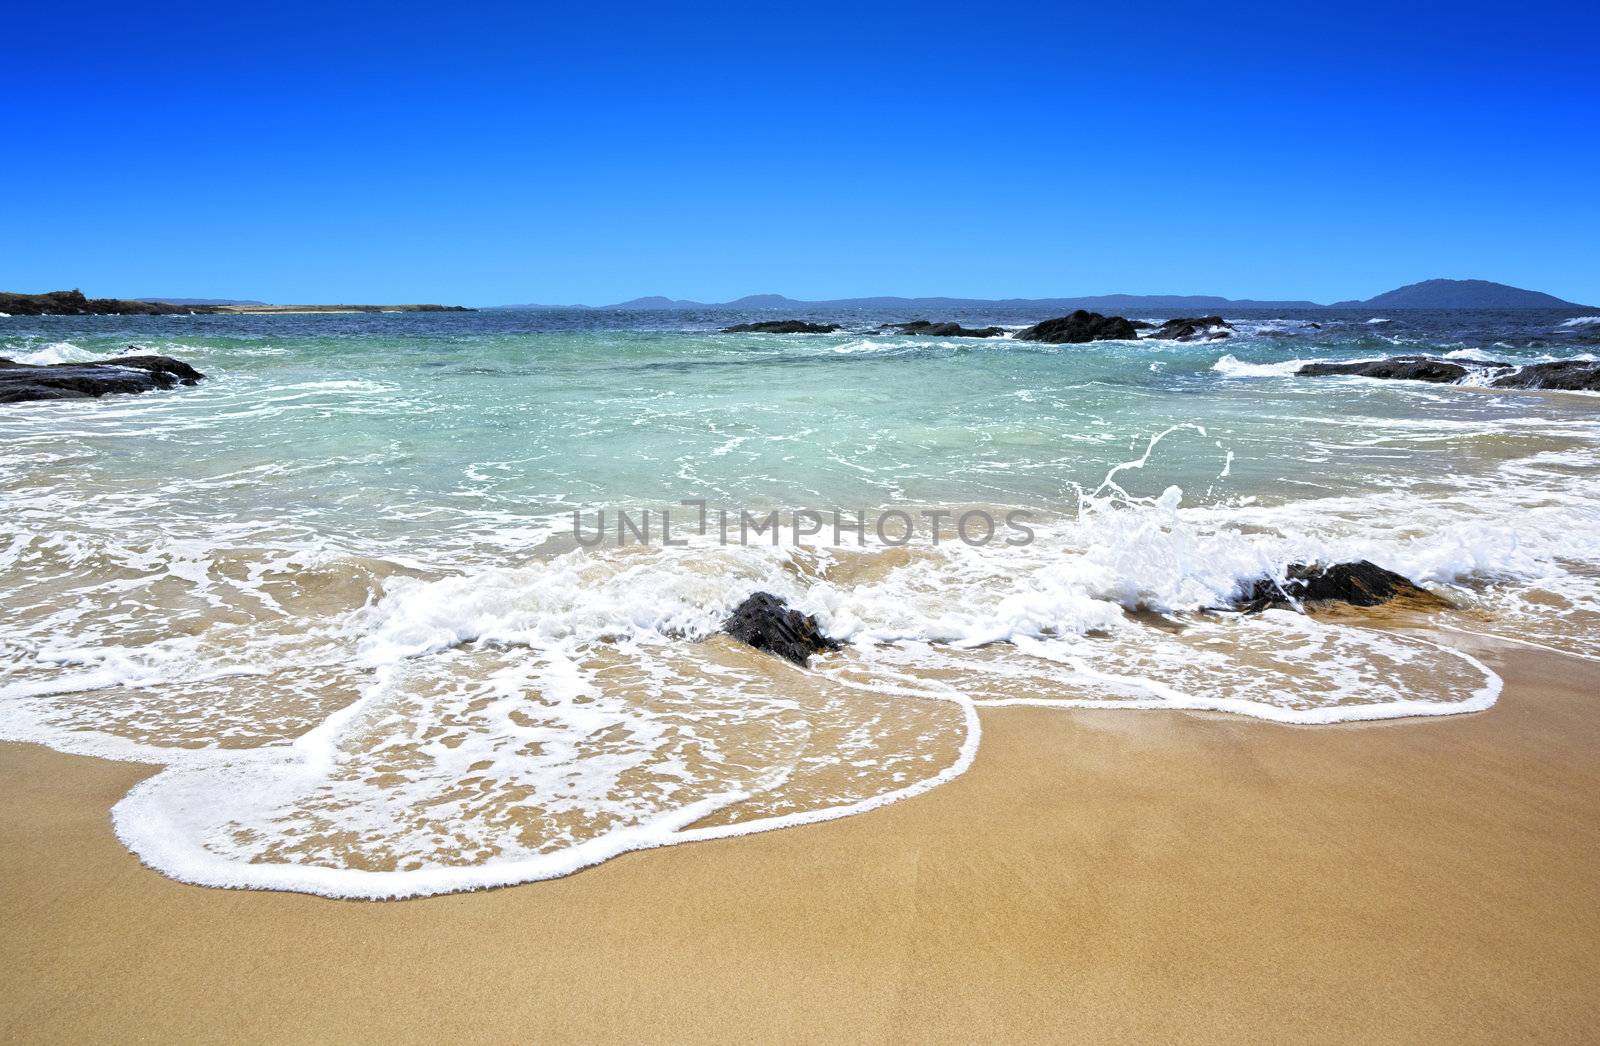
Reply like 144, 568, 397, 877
3, 307, 1597, 896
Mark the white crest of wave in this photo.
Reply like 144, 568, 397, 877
1559, 316, 1600, 327
9, 342, 113, 366
1211, 354, 1308, 377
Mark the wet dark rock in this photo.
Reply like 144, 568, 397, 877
1296, 356, 1477, 384
1014, 311, 1140, 344
1297, 354, 1600, 392
1489, 359, 1600, 392
1146, 316, 1234, 342
877, 320, 1005, 338
1128, 320, 1155, 330
720, 320, 841, 334
0, 353, 206, 404
723, 592, 841, 667
1236, 561, 1450, 613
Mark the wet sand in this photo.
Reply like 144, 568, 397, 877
3, 643, 1598, 1044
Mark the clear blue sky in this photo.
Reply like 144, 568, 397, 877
4, 1, 1596, 306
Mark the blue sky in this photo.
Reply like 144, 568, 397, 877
4, 1, 1597, 306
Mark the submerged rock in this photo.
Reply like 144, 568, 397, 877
877, 320, 1005, 338
1014, 311, 1140, 344
720, 320, 841, 334
1296, 356, 1476, 383
724, 592, 841, 667
1489, 359, 1600, 392
0, 353, 206, 404
1146, 316, 1234, 342
1236, 561, 1450, 613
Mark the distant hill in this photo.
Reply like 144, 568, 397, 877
496, 292, 1324, 312
1331, 279, 1591, 310
498, 280, 1592, 312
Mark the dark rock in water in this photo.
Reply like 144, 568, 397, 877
1297, 354, 1600, 392
1146, 316, 1234, 342
1236, 561, 1449, 613
1296, 356, 1478, 384
1489, 359, 1600, 392
0, 353, 206, 404
720, 320, 841, 334
877, 320, 1005, 338
724, 592, 841, 667
1014, 311, 1140, 344
1129, 320, 1155, 330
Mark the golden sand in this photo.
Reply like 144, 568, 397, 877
3, 643, 1598, 1043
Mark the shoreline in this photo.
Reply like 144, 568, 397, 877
4, 640, 1598, 1042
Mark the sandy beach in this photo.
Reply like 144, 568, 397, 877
3, 639, 1597, 1044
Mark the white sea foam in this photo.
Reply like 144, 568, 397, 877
1211, 354, 1310, 377
5, 324, 1600, 898
1443, 347, 1510, 362
1559, 316, 1600, 327
11, 451, 1561, 898
8, 342, 114, 366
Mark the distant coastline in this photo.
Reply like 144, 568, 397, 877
206, 304, 475, 314
4, 280, 1594, 318
499, 279, 1597, 313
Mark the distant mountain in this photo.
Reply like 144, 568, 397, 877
607, 295, 707, 309
496, 279, 1594, 312
1331, 279, 1590, 310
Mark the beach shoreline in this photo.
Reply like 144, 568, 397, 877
4, 640, 1597, 1044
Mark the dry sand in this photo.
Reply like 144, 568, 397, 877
3, 642, 1598, 1044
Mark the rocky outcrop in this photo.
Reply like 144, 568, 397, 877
0, 290, 206, 316
1146, 316, 1233, 341
723, 592, 841, 666
0, 354, 206, 404
0, 291, 474, 316
1296, 355, 1600, 391
1014, 311, 1139, 344
1489, 359, 1600, 392
1236, 561, 1450, 613
1297, 356, 1476, 383
720, 320, 841, 334
877, 320, 1005, 338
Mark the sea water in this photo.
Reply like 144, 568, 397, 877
2, 307, 1596, 896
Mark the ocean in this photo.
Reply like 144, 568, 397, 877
3, 307, 1597, 897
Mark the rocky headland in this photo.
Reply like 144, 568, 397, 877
1, 290, 473, 316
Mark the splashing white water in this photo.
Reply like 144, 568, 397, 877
8, 342, 115, 366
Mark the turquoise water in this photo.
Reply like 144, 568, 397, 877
3, 309, 1597, 896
